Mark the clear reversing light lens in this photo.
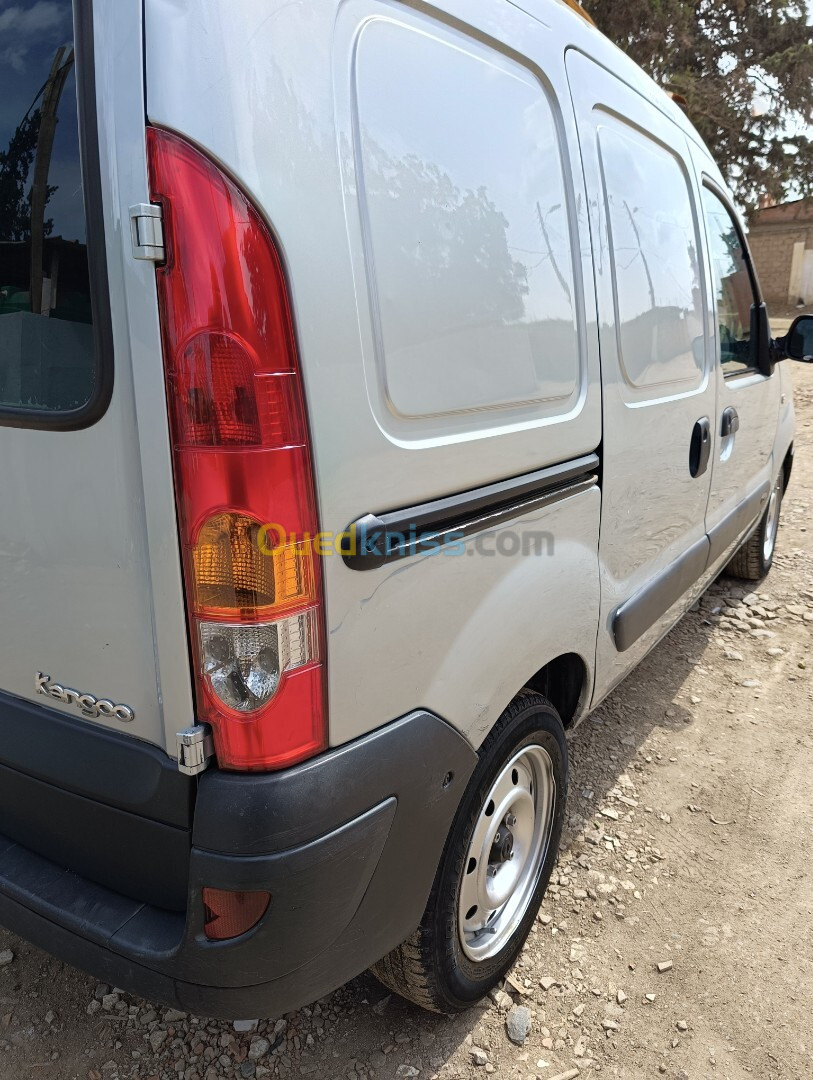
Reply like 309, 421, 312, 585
199, 609, 318, 713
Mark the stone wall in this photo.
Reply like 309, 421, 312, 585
748, 200, 813, 307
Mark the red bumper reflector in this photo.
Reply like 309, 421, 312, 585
202, 888, 271, 941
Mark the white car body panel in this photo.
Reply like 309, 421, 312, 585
1, 0, 788, 759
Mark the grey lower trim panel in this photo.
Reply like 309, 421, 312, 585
706, 482, 769, 565
0, 710, 478, 1019
612, 482, 772, 653
0, 689, 192, 827
613, 536, 710, 654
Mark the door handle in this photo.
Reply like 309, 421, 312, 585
690, 416, 711, 478
721, 406, 739, 437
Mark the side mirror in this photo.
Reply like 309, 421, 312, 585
750, 302, 773, 375
781, 314, 813, 362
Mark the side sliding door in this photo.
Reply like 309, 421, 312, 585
567, 51, 717, 703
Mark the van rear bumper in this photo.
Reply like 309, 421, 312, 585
0, 703, 476, 1018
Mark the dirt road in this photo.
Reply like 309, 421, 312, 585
1, 364, 812, 1080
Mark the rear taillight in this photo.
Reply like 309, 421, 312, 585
147, 127, 326, 771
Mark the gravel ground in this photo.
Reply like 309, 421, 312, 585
1, 362, 812, 1080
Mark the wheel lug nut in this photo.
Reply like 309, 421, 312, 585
505, 813, 517, 828
493, 830, 501, 844
487, 865, 498, 878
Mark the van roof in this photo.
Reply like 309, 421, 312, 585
557, 0, 596, 26
553, 0, 718, 174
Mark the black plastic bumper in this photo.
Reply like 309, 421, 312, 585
0, 697, 476, 1018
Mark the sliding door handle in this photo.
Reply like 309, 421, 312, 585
721, 406, 740, 437
690, 416, 711, 478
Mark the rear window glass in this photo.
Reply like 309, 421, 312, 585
0, 0, 96, 414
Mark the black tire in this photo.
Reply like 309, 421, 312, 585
726, 473, 783, 581
370, 690, 567, 1013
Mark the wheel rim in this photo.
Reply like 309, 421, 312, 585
458, 744, 556, 962
762, 475, 782, 562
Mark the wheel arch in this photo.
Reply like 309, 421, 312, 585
412, 487, 601, 751
782, 441, 794, 492
523, 651, 590, 729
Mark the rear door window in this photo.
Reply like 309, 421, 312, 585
0, 0, 107, 424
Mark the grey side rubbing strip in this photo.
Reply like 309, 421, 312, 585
613, 536, 710, 654
613, 482, 772, 653
706, 482, 769, 566
341, 453, 600, 571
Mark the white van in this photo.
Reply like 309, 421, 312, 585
0, 0, 806, 1018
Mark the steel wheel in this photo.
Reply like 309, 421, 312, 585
458, 744, 555, 962
371, 691, 567, 1012
762, 473, 782, 563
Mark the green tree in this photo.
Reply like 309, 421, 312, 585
587, 0, 813, 210
0, 109, 55, 243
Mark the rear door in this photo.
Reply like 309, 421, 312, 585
567, 51, 717, 700
0, 0, 192, 751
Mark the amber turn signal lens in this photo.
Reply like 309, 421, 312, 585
191, 512, 314, 617
202, 888, 271, 941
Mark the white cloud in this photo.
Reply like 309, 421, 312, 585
0, 2, 68, 72
0, 1, 66, 33
0, 44, 27, 73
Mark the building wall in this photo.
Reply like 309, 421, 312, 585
749, 226, 813, 306
748, 201, 813, 307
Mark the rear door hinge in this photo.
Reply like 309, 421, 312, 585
176, 725, 214, 776
129, 203, 164, 261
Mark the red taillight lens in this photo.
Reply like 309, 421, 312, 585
202, 888, 271, 941
148, 127, 326, 771
172, 332, 262, 446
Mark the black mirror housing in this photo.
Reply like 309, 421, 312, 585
750, 302, 773, 375
785, 314, 813, 362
